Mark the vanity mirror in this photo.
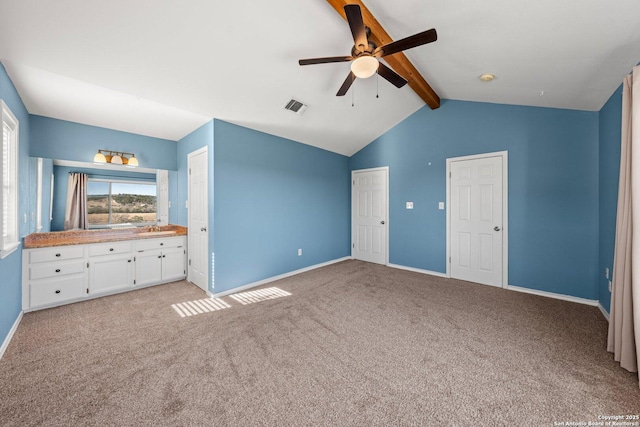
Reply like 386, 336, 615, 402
32, 159, 173, 232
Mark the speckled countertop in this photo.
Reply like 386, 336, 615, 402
23, 225, 188, 249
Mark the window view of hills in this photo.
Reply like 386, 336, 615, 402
87, 193, 157, 224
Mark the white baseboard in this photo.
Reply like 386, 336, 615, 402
507, 285, 599, 307
387, 263, 448, 278
0, 310, 23, 360
210, 256, 351, 298
598, 303, 610, 322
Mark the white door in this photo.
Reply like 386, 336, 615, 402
448, 153, 506, 287
135, 250, 163, 287
352, 168, 388, 265
188, 147, 208, 292
162, 246, 186, 283
89, 254, 134, 294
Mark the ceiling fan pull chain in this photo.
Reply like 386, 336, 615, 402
376, 72, 379, 99
352, 84, 355, 107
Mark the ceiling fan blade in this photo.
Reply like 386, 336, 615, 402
299, 56, 352, 66
374, 28, 437, 58
377, 62, 407, 88
336, 72, 356, 96
344, 4, 368, 53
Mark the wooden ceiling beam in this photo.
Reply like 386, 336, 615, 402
326, 0, 440, 109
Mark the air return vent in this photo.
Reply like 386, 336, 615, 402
284, 99, 307, 115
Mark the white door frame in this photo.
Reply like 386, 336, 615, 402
351, 166, 390, 265
446, 151, 508, 288
187, 146, 209, 291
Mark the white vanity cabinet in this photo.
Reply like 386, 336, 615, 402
88, 241, 135, 294
22, 235, 187, 311
24, 245, 87, 309
134, 237, 186, 287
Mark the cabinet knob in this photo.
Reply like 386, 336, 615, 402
55, 253, 61, 257
55, 290, 61, 294
109, 248, 114, 252
162, 255, 166, 258
55, 269, 61, 273
128, 259, 132, 263
158, 255, 162, 259
160, 243, 164, 246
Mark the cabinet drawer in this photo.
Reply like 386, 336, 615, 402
30, 275, 85, 308
29, 246, 84, 264
30, 260, 85, 280
88, 241, 133, 257
136, 237, 185, 252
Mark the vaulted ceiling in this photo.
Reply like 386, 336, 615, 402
1, 0, 640, 156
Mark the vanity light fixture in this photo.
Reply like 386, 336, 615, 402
93, 149, 138, 167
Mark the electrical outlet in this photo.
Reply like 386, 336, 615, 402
608, 280, 612, 293
406, 202, 413, 209
438, 202, 445, 210
605, 267, 609, 279
298, 248, 302, 256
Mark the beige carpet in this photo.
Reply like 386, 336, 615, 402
1, 260, 638, 426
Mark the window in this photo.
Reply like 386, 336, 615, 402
87, 179, 157, 228
1, 100, 19, 258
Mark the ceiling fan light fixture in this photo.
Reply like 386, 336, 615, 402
351, 56, 379, 79
480, 73, 495, 82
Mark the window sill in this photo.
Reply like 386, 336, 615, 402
0, 241, 21, 259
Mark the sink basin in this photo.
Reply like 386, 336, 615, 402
138, 230, 177, 236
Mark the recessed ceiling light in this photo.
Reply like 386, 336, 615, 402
479, 74, 495, 82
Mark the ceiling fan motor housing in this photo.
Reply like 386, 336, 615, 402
351, 41, 377, 58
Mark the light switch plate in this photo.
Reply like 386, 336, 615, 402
438, 202, 445, 210
605, 267, 609, 279
406, 202, 413, 209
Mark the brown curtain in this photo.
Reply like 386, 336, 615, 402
607, 65, 640, 387
63, 172, 88, 230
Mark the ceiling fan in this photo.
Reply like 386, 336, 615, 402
299, 4, 437, 96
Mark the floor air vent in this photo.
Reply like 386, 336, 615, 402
284, 99, 307, 115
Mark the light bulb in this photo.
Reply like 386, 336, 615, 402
93, 152, 106, 164
351, 56, 379, 79
126, 155, 138, 167
110, 155, 123, 164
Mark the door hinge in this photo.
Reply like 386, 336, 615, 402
189, 168, 191, 175
86, 262, 89, 268
184, 270, 186, 275
134, 280, 136, 285
189, 259, 191, 266
449, 171, 451, 178
86, 288, 89, 294
352, 243, 354, 249
352, 180, 355, 185
134, 256, 136, 262
449, 256, 451, 263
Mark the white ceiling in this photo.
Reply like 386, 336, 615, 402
1, 0, 640, 156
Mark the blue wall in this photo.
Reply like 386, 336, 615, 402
0, 63, 31, 349
213, 120, 350, 294
598, 85, 623, 313
30, 115, 178, 171
50, 166, 156, 231
350, 99, 600, 300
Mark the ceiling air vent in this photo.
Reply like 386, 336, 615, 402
284, 99, 307, 115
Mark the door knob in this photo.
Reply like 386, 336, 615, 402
380, 221, 385, 225
494, 226, 501, 231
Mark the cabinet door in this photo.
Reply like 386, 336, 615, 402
89, 254, 134, 294
135, 250, 163, 287
162, 247, 186, 282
